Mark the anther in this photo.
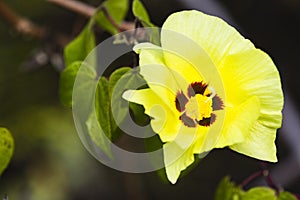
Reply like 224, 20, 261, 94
205, 86, 216, 103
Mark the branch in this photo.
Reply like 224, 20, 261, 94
0, 1, 46, 39
47, 0, 95, 18
240, 170, 263, 189
260, 162, 281, 192
47, 0, 134, 32
100, 6, 121, 32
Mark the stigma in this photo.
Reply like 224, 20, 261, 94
185, 94, 213, 121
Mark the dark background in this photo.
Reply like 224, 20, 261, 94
0, 0, 299, 199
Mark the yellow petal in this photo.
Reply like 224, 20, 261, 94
172, 123, 198, 150
220, 49, 283, 128
160, 14, 227, 111
163, 141, 195, 184
134, 43, 165, 66
160, 28, 225, 98
122, 89, 180, 142
129, 10, 283, 182
215, 96, 260, 148
162, 10, 255, 67
135, 40, 204, 85
230, 121, 277, 162
134, 43, 191, 111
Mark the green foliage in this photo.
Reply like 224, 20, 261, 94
64, 24, 95, 68
85, 67, 148, 155
59, 61, 81, 107
95, 76, 112, 139
278, 192, 297, 200
86, 102, 112, 158
214, 176, 242, 200
60, 0, 150, 156
132, 0, 151, 25
88, 68, 130, 155
242, 187, 277, 200
107, 67, 132, 137
0, 128, 14, 176
59, 61, 97, 109
129, 102, 150, 126
61, 12, 97, 107
214, 177, 298, 200
132, 0, 160, 45
96, 0, 129, 34
95, 67, 145, 140
60, 64, 148, 156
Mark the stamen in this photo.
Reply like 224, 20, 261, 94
197, 113, 216, 127
205, 86, 216, 103
187, 82, 208, 97
212, 95, 224, 111
180, 113, 196, 127
175, 81, 222, 128
175, 91, 188, 112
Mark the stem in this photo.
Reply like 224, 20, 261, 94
240, 162, 281, 192
100, 6, 121, 32
260, 162, 281, 192
0, 1, 46, 38
240, 170, 263, 189
47, 0, 95, 18
47, 0, 134, 32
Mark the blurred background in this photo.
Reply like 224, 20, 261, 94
0, 0, 299, 199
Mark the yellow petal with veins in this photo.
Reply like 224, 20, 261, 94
123, 89, 181, 142
123, 10, 283, 184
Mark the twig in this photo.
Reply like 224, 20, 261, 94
47, 0, 95, 18
47, 0, 134, 32
260, 162, 281, 192
240, 162, 281, 192
0, 1, 46, 39
240, 170, 263, 189
100, 6, 121, 32
241, 162, 300, 199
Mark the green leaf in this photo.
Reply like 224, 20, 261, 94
62, 16, 96, 107
132, 0, 150, 24
94, 67, 147, 142
214, 177, 297, 200
86, 103, 112, 158
59, 61, 81, 107
132, 0, 160, 45
60, 61, 97, 109
96, 0, 129, 34
108, 67, 131, 137
67, 62, 112, 156
110, 67, 147, 139
109, 67, 132, 96
214, 176, 242, 200
242, 187, 277, 200
129, 102, 150, 126
64, 24, 95, 67
0, 128, 14, 176
278, 192, 297, 200
95, 77, 112, 139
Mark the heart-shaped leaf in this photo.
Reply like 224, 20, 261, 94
0, 128, 14, 176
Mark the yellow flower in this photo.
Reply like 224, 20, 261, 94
123, 10, 283, 184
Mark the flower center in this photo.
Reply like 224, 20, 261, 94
175, 81, 223, 127
185, 94, 213, 121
